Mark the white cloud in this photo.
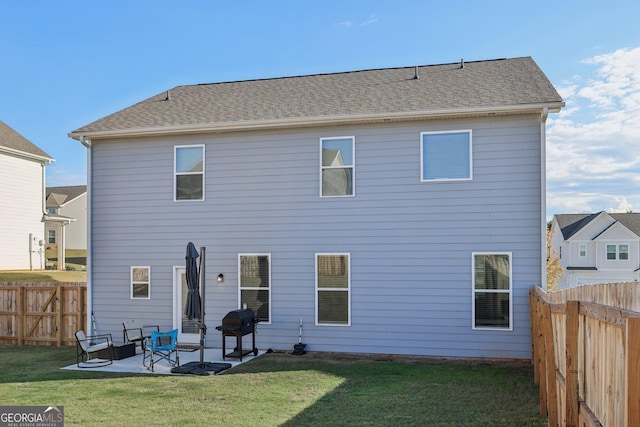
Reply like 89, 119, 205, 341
361, 14, 378, 26
547, 47, 640, 218
337, 14, 378, 29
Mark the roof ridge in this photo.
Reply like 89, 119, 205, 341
187, 57, 517, 88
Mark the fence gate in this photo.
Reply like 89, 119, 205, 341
0, 283, 86, 346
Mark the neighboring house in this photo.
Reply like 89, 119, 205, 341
69, 57, 563, 359
550, 212, 640, 288
45, 185, 87, 250
0, 120, 54, 270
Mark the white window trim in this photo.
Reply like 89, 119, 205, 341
315, 253, 351, 326
471, 252, 512, 331
606, 244, 629, 261
131, 266, 151, 300
320, 136, 355, 198
420, 130, 473, 182
238, 253, 272, 325
174, 144, 205, 202
579, 244, 587, 258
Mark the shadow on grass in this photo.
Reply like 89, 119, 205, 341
0, 346, 547, 425
225, 351, 548, 426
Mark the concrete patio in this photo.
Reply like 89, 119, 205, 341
63, 346, 265, 375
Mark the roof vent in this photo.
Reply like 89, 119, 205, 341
164, 90, 171, 101
413, 66, 419, 80
460, 58, 465, 69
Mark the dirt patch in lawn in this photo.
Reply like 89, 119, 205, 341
264, 349, 532, 367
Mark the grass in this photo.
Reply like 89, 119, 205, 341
0, 345, 547, 426
0, 249, 87, 282
0, 270, 86, 283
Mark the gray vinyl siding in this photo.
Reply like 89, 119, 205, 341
90, 115, 542, 359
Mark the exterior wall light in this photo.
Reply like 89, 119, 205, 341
217, 273, 224, 283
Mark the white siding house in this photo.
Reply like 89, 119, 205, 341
46, 185, 88, 251
70, 57, 563, 359
550, 212, 640, 288
0, 120, 53, 270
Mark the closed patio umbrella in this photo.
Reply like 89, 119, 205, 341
172, 243, 231, 375
185, 242, 201, 320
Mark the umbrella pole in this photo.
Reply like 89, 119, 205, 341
199, 246, 206, 366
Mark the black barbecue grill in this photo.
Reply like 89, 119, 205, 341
215, 308, 259, 361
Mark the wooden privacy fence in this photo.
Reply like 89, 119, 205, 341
0, 282, 87, 346
530, 283, 640, 427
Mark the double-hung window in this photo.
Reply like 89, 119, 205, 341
174, 145, 204, 201
320, 137, 354, 197
131, 266, 150, 299
421, 130, 472, 181
607, 244, 629, 260
239, 254, 270, 323
472, 253, 511, 330
579, 244, 587, 258
316, 253, 350, 325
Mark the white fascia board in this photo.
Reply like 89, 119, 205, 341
69, 102, 564, 141
0, 146, 54, 164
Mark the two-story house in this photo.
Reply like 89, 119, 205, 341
69, 57, 563, 359
0, 120, 54, 270
550, 212, 640, 288
46, 185, 88, 251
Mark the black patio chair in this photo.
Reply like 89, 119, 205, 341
122, 320, 159, 354
75, 330, 115, 368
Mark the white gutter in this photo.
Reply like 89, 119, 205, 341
1, 146, 54, 164
79, 136, 93, 333
540, 107, 549, 289
69, 102, 565, 141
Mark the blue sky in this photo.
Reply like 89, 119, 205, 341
2, 1, 639, 219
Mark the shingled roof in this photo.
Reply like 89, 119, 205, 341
46, 185, 87, 208
555, 212, 640, 239
69, 57, 563, 140
0, 120, 52, 160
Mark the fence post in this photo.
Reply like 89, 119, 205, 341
18, 287, 24, 346
530, 290, 540, 385
56, 286, 63, 346
626, 317, 640, 426
566, 300, 580, 426
542, 301, 558, 426
536, 296, 548, 416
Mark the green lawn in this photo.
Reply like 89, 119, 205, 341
0, 345, 547, 426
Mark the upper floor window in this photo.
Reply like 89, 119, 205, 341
472, 253, 512, 330
175, 145, 204, 201
320, 137, 354, 197
316, 253, 350, 325
47, 207, 57, 214
239, 254, 271, 323
131, 266, 150, 299
421, 130, 472, 181
579, 244, 587, 257
607, 244, 629, 260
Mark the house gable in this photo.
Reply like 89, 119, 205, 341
553, 212, 640, 288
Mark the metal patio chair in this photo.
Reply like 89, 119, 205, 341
122, 320, 159, 354
75, 330, 115, 368
143, 329, 180, 372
